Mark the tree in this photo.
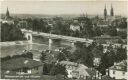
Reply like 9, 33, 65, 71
81, 18, 95, 38
92, 44, 103, 58
40, 51, 46, 63
1, 23, 24, 42
97, 46, 117, 75
26, 51, 33, 59
118, 18, 127, 29
71, 43, 94, 67
1, 55, 11, 62
56, 51, 66, 62
94, 27, 103, 36
115, 47, 127, 62
117, 31, 127, 39
50, 63, 67, 77
56, 48, 72, 62
107, 26, 117, 36
98, 52, 109, 75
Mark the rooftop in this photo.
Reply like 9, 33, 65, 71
109, 60, 127, 71
2, 57, 43, 70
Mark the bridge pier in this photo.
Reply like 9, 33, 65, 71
70, 41, 76, 52
24, 32, 33, 44
49, 38, 53, 50
48, 38, 61, 50
21, 29, 93, 51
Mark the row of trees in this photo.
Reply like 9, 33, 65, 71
93, 25, 127, 39
112, 17, 127, 29
21, 17, 97, 38
21, 16, 127, 39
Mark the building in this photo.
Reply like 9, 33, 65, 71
93, 57, 101, 67
1, 7, 14, 24
107, 60, 127, 80
1, 57, 43, 78
104, 5, 107, 20
17, 20, 28, 28
93, 35, 121, 44
59, 61, 102, 79
116, 28, 127, 32
104, 4, 114, 19
70, 20, 81, 31
72, 64, 88, 79
59, 61, 78, 78
110, 4, 114, 16
102, 4, 116, 25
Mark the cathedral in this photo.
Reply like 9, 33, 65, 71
1, 7, 14, 24
5, 7, 13, 20
104, 4, 114, 20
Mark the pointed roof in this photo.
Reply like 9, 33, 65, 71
6, 7, 10, 18
104, 4, 107, 19
5, 7, 13, 20
110, 4, 114, 16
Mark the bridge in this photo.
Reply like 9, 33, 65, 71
21, 29, 93, 50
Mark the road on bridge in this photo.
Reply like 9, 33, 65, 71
21, 29, 93, 43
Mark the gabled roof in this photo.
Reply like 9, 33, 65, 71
109, 60, 127, 71
75, 64, 89, 76
2, 57, 43, 70
116, 60, 127, 67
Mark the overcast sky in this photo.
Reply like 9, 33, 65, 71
1, 1, 127, 16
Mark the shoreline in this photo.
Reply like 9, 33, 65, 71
0, 40, 32, 46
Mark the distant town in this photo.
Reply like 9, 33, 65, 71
0, 3, 127, 80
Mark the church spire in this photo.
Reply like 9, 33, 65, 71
110, 4, 114, 16
6, 7, 10, 18
104, 4, 107, 20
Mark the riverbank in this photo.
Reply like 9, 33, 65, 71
0, 40, 31, 46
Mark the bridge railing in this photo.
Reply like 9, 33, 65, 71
21, 29, 93, 43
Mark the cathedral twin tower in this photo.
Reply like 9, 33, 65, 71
104, 4, 114, 19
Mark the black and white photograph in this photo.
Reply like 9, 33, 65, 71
0, 0, 127, 80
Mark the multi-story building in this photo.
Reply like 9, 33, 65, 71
59, 61, 102, 79
1, 57, 43, 78
70, 20, 81, 31
107, 60, 127, 80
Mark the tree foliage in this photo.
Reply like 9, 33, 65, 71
1, 23, 25, 42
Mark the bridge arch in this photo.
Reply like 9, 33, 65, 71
24, 33, 32, 43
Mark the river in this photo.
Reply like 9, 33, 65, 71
1, 36, 71, 58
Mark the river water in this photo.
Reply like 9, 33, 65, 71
1, 36, 71, 58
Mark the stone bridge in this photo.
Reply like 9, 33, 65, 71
21, 29, 93, 50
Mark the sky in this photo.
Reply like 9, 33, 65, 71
0, 1, 127, 16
